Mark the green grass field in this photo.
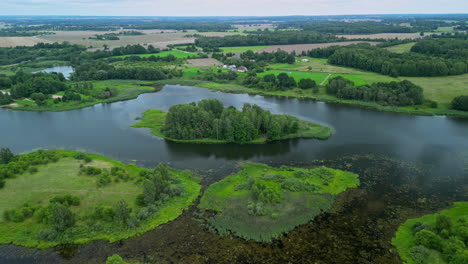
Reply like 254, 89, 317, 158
219, 46, 270, 53
198, 163, 359, 241
111, 50, 199, 59
0, 150, 201, 248
132, 109, 333, 144
392, 202, 467, 264
385, 42, 416, 53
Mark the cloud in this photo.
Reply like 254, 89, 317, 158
0, 0, 467, 16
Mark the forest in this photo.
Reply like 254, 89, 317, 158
307, 41, 468, 77
0, 42, 86, 66
326, 77, 425, 106
194, 31, 340, 49
276, 21, 417, 34
162, 99, 304, 142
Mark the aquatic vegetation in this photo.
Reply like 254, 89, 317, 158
0, 150, 201, 249
198, 163, 359, 242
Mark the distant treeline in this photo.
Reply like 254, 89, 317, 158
276, 21, 416, 34
307, 41, 468, 77
195, 31, 340, 49
0, 42, 86, 66
0, 29, 52, 37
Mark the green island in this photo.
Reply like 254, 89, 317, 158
106, 254, 142, 264
132, 99, 332, 144
392, 202, 468, 264
0, 149, 201, 249
198, 163, 359, 242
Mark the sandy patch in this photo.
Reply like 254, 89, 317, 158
187, 58, 223, 67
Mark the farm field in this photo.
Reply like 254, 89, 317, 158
0, 36, 44, 47
187, 58, 223, 67
220, 45, 270, 53
40, 30, 235, 50
385, 42, 416, 53
256, 41, 379, 53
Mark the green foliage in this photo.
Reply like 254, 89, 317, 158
451, 95, 468, 111
0, 148, 14, 164
393, 202, 468, 264
199, 163, 359, 241
50, 194, 80, 206
3, 203, 38, 223
326, 76, 424, 106
114, 200, 132, 226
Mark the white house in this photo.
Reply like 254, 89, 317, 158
301, 58, 310, 62
237, 66, 248, 73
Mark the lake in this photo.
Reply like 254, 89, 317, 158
0, 85, 466, 263
35, 66, 74, 80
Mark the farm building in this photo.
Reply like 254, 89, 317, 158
197, 48, 204, 53
237, 66, 248, 73
301, 58, 310, 62
228, 65, 237, 71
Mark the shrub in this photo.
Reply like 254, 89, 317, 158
50, 194, 80, 206
0, 179, 5, 189
49, 204, 75, 232
28, 166, 38, 174
93, 206, 115, 222
281, 179, 320, 192
408, 245, 430, 264
434, 214, 453, 234
37, 228, 59, 241
415, 230, 443, 251
451, 95, 468, 111
84, 166, 102, 175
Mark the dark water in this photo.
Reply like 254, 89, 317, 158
35, 66, 74, 80
0, 85, 467, 263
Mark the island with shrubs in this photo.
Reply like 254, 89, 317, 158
198, 163, 359, 242
0, 148, 201, 248
132, 99, 333, 144
392, 202, 467, 264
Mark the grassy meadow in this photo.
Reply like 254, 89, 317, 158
219, 46, 270, 53
111, 50, 199, 59
0, 150, 201, 248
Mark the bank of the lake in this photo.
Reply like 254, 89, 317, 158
154, 79, 468, 118
0, 150, 201, 249
3, 80, 160, 112
132, 109, 333, 144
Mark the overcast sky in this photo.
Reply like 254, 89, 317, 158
0, 0, 467, 16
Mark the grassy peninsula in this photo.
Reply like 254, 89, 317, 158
392, 202, 468, 264
132, 99, 332, 144
198, 163, 359, 242
0, 150, 201, 249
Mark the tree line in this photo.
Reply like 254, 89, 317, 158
307, 43, 468, 77
276, 21, 417, 34
194, 31, 340, 49
162, 99, 302, 142
326, 76, 424, 106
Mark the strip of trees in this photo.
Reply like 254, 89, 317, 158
326, 76, 424, 106
307, 43, 468, 77
162, 99, 302, 142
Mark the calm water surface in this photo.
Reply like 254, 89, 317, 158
0, 85, 467, 263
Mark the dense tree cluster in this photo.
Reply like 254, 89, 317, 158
0, 42, 86, 66
162, 99, 301, 142
89, 33, 120, 40
195, 31, 339, 49
8, 71, 67, 99
408, 215, 467, 264
326, 77, 424, 106
411, 38, 468, 59
242, 72, 317, 92
276, 21, 416, 34
451, 96, 468, 111
308, 43, 468, 77
78, 44, 160, 60
72, 60, 180, 81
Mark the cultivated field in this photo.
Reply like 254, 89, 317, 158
187, 58, 223, 67
339, 33, 426, 39
0, 37, 44, 47
385, 42, 416, 53
40, 30, 235, 50
256, 41, 379, 53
